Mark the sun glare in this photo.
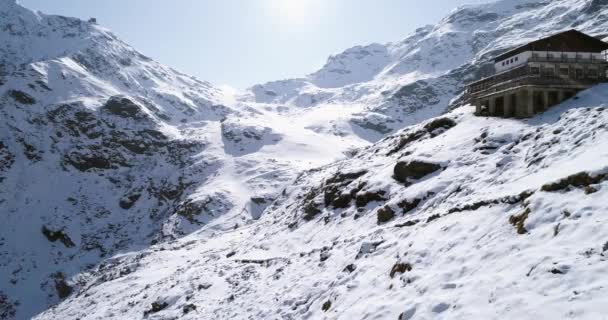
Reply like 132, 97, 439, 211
265, 0, 323, 25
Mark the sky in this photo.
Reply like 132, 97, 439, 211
19, 0, 488, 89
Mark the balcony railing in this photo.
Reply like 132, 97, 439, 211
529, 56, 608, 64
467, 63, 607, 95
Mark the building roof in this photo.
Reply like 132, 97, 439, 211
494, 29, 608, 62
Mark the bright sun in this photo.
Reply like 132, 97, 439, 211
265, 0, 322, 25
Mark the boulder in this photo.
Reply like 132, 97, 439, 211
393, 160, 441, 183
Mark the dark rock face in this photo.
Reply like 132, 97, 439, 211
423, 118, 456, 132
509, 208, 530, 234
52, 272, 73, 299
321, 300, 332, 312
393, 160, 441, 183
0, 292, 16, 320
144, 301, 168, 317
541, 172, 607, 192
0, 142, 15, 183
119, 193, 141, 209
377, 206, 395, 224
102, 96, 147, 119
7, 90, 36, 105
389, 262, 412, 278
41, 226, 75, 248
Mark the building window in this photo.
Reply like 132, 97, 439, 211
588, 69, 598, 78
560, 67, 569, 76
532, 53, 539, 58
515, 57, 518, 62
531, 67, 540, 74
576, 68, 583, 78
561, 53, 568, 60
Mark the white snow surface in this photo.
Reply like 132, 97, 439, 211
37, 85, 608, 320
0, 0, 608, 319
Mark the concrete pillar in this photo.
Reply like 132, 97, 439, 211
516, 90, 526, 118
489, 97, 496, 116
558, 90, 566, 103
543, 90, 550, 110
504, 93, 512, 117
527, 89, 534, 117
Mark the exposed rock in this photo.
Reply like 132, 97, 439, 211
143, 301, 168, 317
119, 193, 141, 210
394, 160, 442, 183
183, 304, 197, 314
52, 272, 73, 299
102, 96, 147, 119
0, 292, 16, 320
509, 208, 530, 234
302, 202, 322, 221
355, 190, 387, 208
343, 264, 357, 273
377, 206, 395, 224
321, 300, 331, 312
541, 172, 607, 192
390, 262, 412, 278
8, 89, 36, 104
426, 214, 441, 223
423, 118, 456, 132
395, 219, 420, 228
41, 226, 75, 248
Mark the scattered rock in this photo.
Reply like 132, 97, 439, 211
584, 186, 598, 194
509, 208, 530, 234
183, 304, 197, 314
102, 96, 147, 119
390, 262, 412, 278
377, 206, 395, 224
197, 283, 212, 290
119, 193, 141, 209
393, 160, 441, 183
8, 89, 36, 105
398, 198, 422, 214
302, 202, 322, 221
144, 301, 169, 317
426, 214, 441, 223
395, 220, 420, 228
355, 190, 387, 208
52, 272, 73, 300
41, 226, 75, 248
0, 291, 16, 320
343, 264, 357, 273
424, 118, 456, 132
541, 172, 606, 192
322, 300, 331, 312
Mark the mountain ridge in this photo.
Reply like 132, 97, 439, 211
1, 0, 608, 319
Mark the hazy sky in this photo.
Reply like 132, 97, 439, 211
19, 0, 488, 88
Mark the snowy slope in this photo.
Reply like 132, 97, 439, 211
2, 0, 608, 319
0, 1, 373, 318
245, 0, 608, 139
37, 85, 608, 320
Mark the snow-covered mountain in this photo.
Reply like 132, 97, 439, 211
37, 84, 608, 320
1, 0, 608, 319
245, 0, 608, 138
